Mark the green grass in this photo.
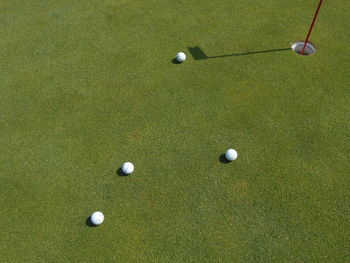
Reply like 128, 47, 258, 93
1, 0, 349, 262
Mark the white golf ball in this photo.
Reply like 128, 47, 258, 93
176, 52, 186, 63
225, 149, 238, 161
122, 162, 134, 175
91, 211, 104, 225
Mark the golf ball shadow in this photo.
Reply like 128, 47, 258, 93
219, 154, 231, 164
85, 216, 97, 227
117, 167, 127, 176
172, 58, 181, 64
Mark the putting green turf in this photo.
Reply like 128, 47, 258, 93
1, 0, 349, 262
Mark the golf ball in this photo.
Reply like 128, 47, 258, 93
176, 52, 186, 63
91, 211, 104, 225
122, 162, 134, 175
225, 149, 238, 161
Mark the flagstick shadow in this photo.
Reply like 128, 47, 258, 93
188, 46, 291, 60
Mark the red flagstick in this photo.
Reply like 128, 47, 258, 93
301, 0, 325, 55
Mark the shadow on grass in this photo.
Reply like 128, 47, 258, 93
172, 58, 181, 64
188, 46, 208, 60
86, 216, 97, 227
219, 154, 230, 164
188, 46, 291, 60
117, 167, 127, 176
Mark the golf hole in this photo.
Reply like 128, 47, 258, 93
292, 42, 316, 56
